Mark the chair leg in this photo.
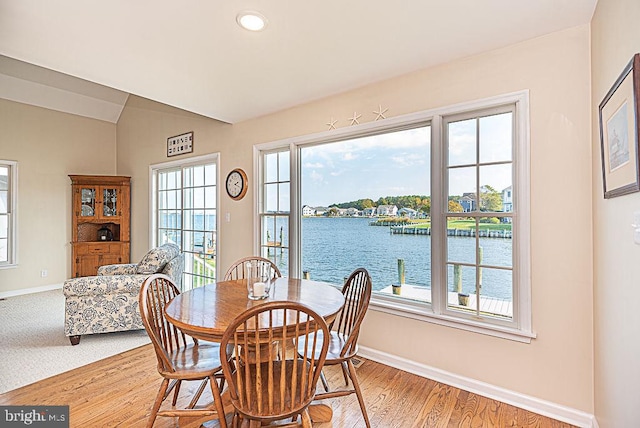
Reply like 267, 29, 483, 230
341, 361, 350, 386
163, 379, 178, 401
320, 370, 330, 392
172, 380, 182, 406
347, 359, 371, 428
217, 372, 226, 393
147, 378, 170, 428
208, 374, 228, 428
300, 409, 312, 428
188, 378, 209, 408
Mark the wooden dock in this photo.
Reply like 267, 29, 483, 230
378, 283, 513, 318
389, 226, 512, 238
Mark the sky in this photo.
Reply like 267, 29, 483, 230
301, 127, 430, 207
300, 113, 513, 207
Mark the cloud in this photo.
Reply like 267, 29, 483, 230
304, 162, 324, 168
391, 153, 426, 167
302, 126, 430, 159
309, 170, 324, 182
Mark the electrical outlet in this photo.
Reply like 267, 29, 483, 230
40, 270, 48, 278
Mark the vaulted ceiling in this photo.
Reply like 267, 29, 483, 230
0, 1, 597, 124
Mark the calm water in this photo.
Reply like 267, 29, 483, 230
292, 217, 513, 300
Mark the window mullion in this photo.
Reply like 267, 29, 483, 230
431, 115, 445, 315
474, 117, 481, 316
289, 143, 300, 277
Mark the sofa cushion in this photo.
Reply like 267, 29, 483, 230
98, 263, 138, 276
63, 274, 151, 297
136, 243, 180, 274
162, 253, 184, 284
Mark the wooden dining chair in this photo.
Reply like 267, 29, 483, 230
303, 267, 373, 428
139, 274, 228, 428
220, 301, 330, 428
223, 256, 282, 281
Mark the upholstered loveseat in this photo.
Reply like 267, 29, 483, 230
63, 243, 183, 345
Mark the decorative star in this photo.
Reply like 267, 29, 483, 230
373, 105, 388, 121
326, 117, 338, 130
348, 112, 362, 126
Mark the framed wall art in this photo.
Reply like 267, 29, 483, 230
599, 53, 640, 199
167, 131, 194, 157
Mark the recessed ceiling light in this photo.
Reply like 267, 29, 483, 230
236, 11, 267, 32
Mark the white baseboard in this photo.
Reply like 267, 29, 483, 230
0, 283, 63, 299
358, 345, 598, 428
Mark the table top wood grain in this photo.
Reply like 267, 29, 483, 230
164, 277, 345, 342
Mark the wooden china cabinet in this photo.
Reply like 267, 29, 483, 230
69, 175, 131, 277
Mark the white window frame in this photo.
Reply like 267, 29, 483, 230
149, 153, 220, 287
0, 160, 18, 269
254, 91, 533, 342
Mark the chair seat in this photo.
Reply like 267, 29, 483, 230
325, 331, 358, 362
298, 331, 357, 363
161, 342, 223, 380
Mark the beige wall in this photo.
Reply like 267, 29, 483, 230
591, 0, 640, 426
0, 99, 116, 293
117, 25, 593, 412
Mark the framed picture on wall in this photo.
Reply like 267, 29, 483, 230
167, 131, 194, 157
599, 53, 640, 199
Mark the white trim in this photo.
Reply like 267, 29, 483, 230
358, 345, 598, 428
515, 92, 532, 333
252, 147, 260, 255
370, 298, 535, 342
0, 283, 63, 299
0, 160, 18, 267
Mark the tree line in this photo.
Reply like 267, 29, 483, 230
328, 185, 504, 215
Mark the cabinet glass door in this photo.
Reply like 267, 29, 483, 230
103, 188, 118, 217
80, 188, 96, 217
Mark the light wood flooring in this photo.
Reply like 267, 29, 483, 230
0, 344, 576, 427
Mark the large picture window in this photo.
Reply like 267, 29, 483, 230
0, 161, 17, 268
257, 92, 531, 341
151, 154, 218, 290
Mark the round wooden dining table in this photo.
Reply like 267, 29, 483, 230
165, 277, 345, 342
164, 277, 345, 426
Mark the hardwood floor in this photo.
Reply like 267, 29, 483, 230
0, 344, 576, 427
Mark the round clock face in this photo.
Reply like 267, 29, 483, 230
226, 168, 248, 200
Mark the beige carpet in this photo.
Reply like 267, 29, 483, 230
0, 289, 150, 394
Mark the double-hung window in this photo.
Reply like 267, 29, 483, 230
256, 92, 531, 341
0, 161, 17, 268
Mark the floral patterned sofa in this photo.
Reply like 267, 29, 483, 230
63, 243, 183, 345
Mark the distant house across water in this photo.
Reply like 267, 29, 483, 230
363, 207, 377, 217
377, 205, 398, 216
502, 186, 513, 213
302, 205, 329, 216
398, 207, 418, 218
459, 193, 476, 212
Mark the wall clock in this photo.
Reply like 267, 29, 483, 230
225, 168, 248, 200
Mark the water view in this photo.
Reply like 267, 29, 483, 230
291, 217, 513, 300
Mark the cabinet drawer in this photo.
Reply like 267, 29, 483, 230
75, 243, 121, 255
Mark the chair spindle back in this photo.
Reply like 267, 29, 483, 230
139, 274, 191, 373
220, 301, 329, 422
333, 268, 372, 358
